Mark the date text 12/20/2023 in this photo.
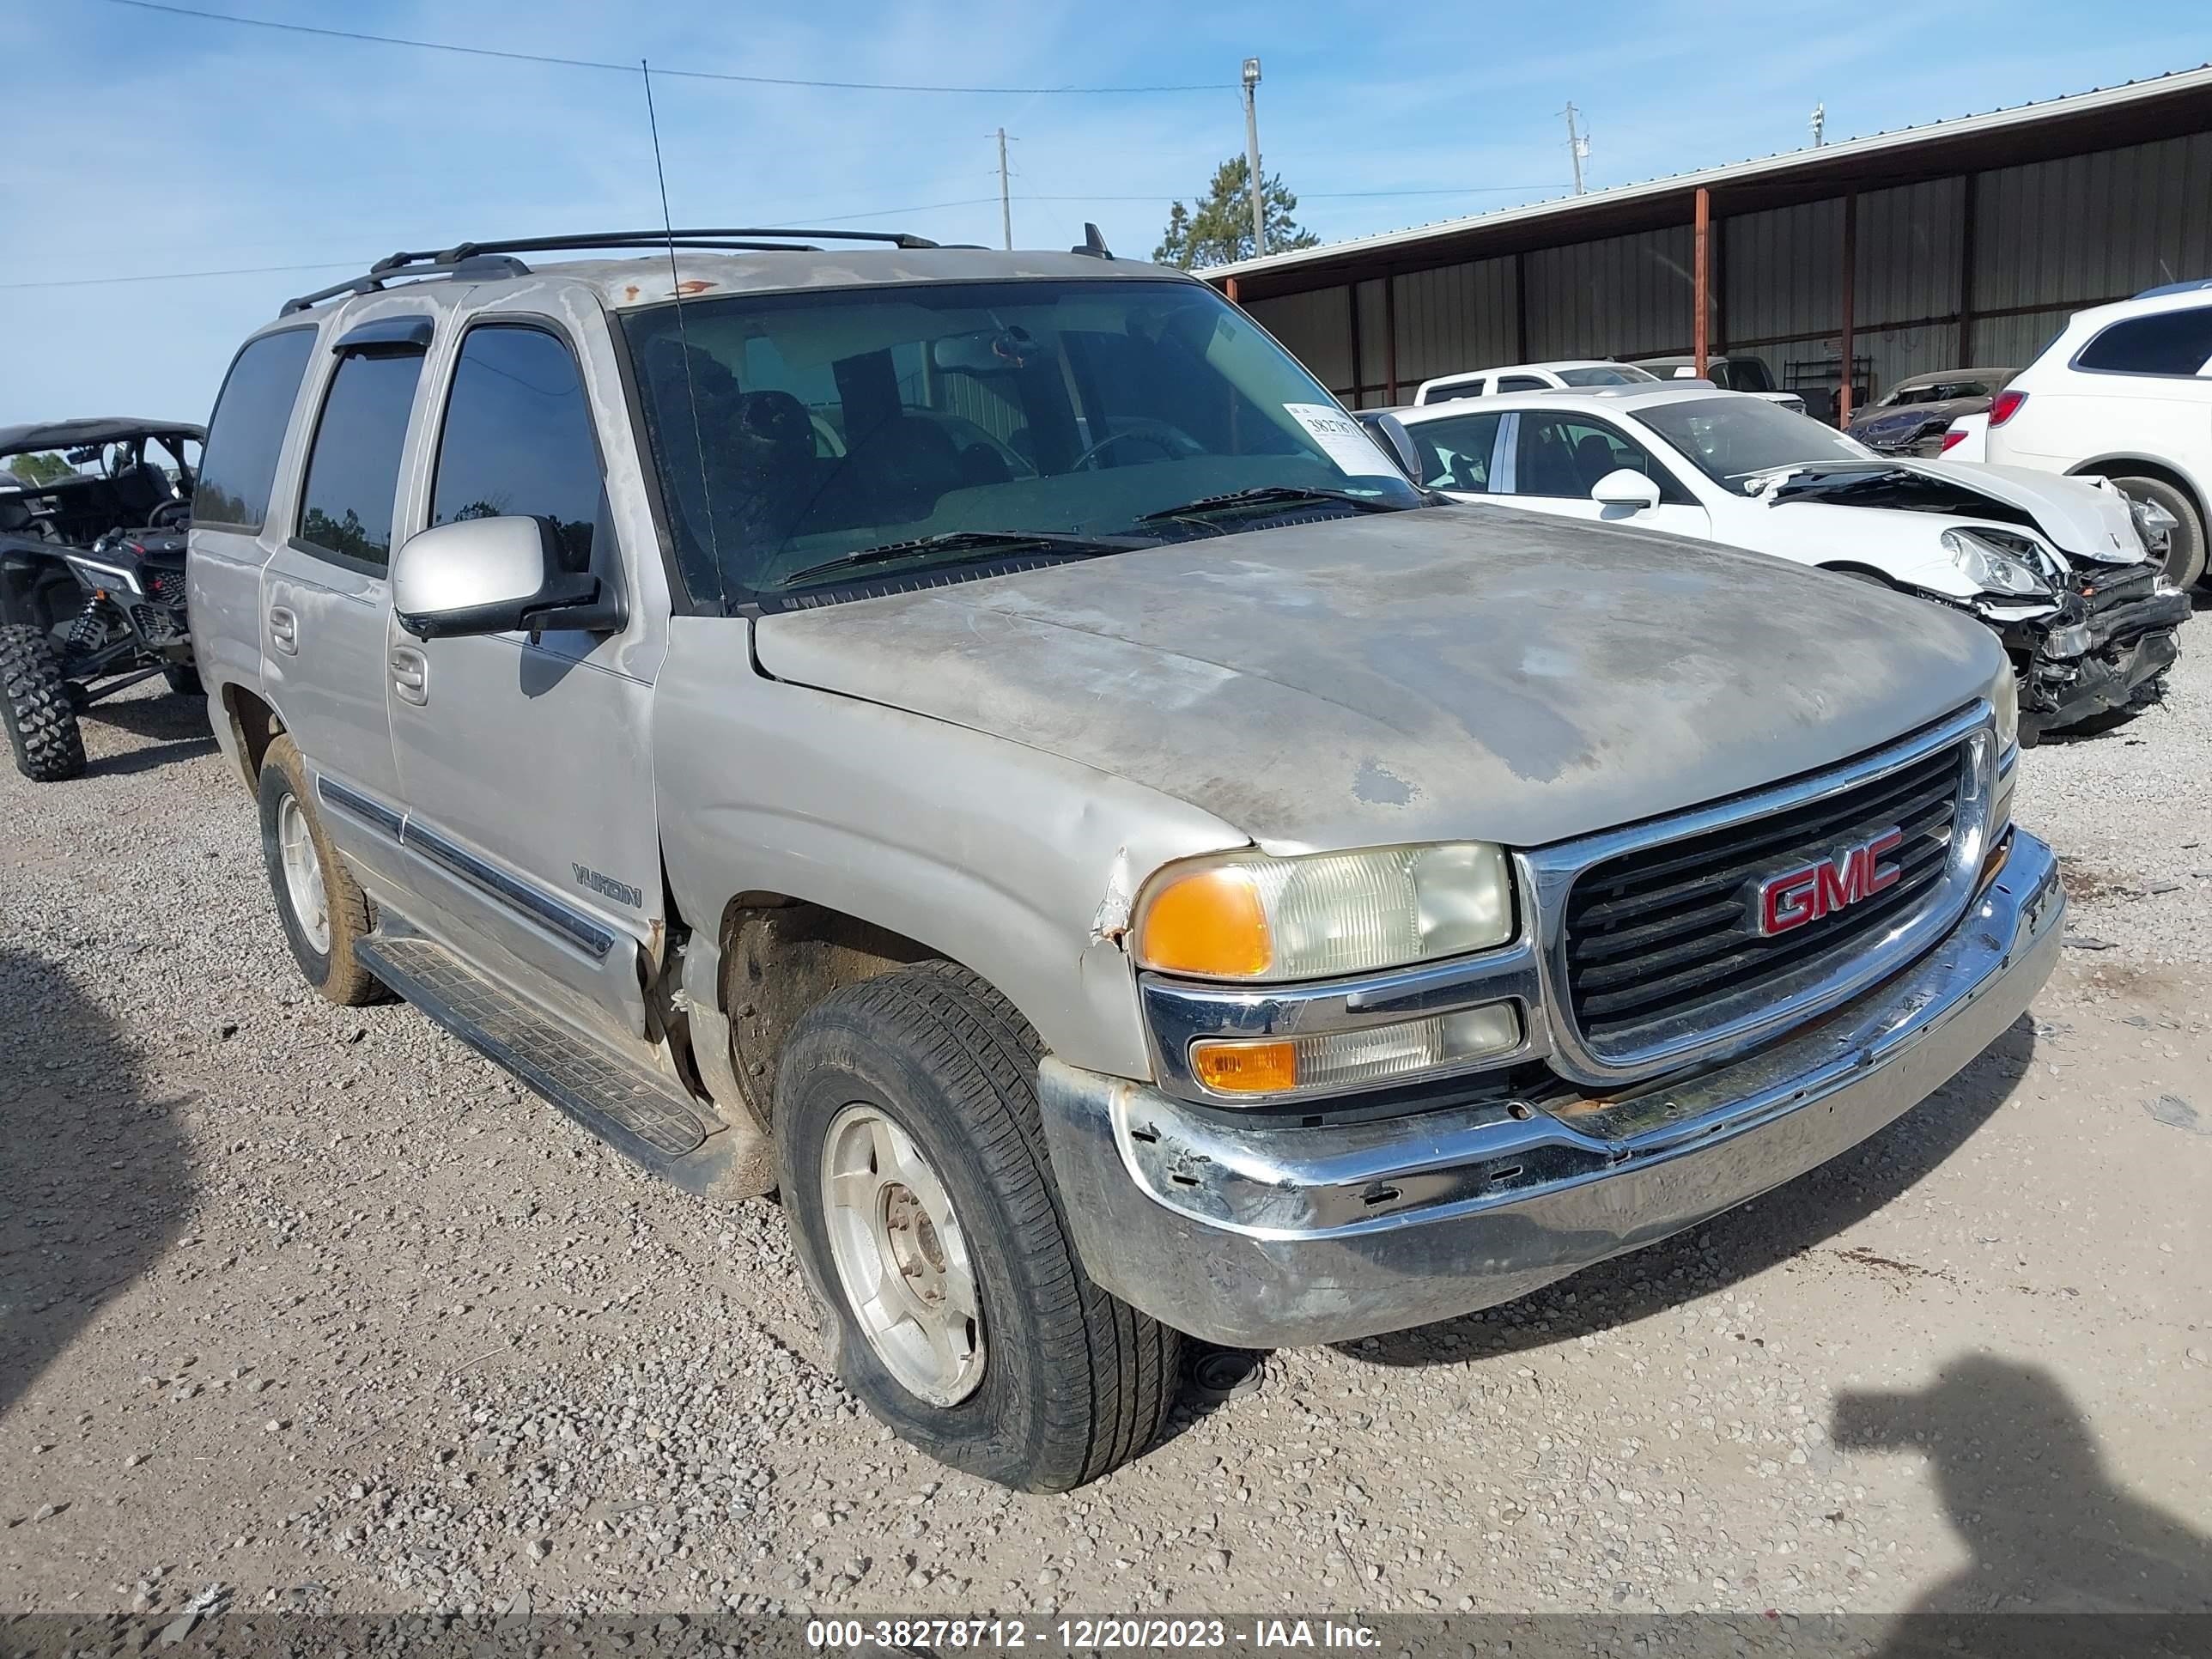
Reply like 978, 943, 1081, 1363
806, 1617, 1383, 1650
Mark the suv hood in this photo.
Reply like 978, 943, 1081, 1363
751, 507, 2000, 853
1761, 458, 2143, 563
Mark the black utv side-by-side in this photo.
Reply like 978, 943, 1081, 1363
0, 416, 205, 781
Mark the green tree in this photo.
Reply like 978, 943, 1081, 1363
1153, 156, 1321, 270
7, 452, 76, 485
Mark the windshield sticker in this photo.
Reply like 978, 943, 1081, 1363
1286, 403, 1390, 476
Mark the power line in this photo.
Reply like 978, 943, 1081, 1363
102, 0, 1230, 94
0, 259, 358, 291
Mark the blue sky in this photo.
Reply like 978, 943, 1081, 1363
1, 0, 2206, 429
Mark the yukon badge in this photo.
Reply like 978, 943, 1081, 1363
1753, 827, 1904, 936
572, 863, 642, 909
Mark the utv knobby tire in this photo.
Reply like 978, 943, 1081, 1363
0, 623, 86, 782
257, 736, 386, 1006
775, 960, 1181, 1492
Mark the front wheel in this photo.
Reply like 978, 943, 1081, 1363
2106, 474, 2206, 589
775, 962, 1181, 1491
0, 623, 87, 782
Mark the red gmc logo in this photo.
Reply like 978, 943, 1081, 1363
1754, 827, 1905, 936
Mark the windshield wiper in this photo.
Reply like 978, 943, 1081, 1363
781, 528, 1154, 587
1135, 484, 1401, 525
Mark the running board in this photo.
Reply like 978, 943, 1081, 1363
356, 932, 769, 1200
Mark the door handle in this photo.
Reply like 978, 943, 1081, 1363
268, 605, 298, 654
390, 646, 428, 706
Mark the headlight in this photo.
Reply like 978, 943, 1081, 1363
1989, 662, 2020, 752
2127, 494, 2178, 552
64, 554, 142, 595
1133, 842, 1515, 981
1941, 527, 2054, 599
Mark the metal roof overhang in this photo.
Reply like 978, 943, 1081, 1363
1208, 67, 2212, 302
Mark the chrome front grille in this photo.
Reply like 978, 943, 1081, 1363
1529, 708, 1995, 1079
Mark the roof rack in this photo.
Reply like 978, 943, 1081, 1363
279, 226, 941, 315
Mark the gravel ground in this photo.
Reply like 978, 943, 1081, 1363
3, 644, 2209, 1632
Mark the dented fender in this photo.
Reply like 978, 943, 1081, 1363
651, 616, 1248, 1079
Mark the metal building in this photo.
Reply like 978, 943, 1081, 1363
1204, 66, 2212, 422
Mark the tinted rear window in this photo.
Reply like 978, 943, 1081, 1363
2075, 307, 2212, 375
194, 329, 315, 531
296, 349, 426, 570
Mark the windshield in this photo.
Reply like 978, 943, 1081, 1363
1555, 365, 1658, 386
1715, 356, 1776, 392
1637, 395, 1876, 495
621, 279, 1421, 597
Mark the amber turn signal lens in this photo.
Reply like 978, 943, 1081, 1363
1135, 865, 1273, 978
1189, 1038, 1297, 1095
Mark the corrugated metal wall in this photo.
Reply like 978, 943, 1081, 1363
1390, 256, 1516, 402
1235, 126, 2209, 415
1243, 287, 1353, 394
1972, 131, 2212, 316
1526, 225, 1698, 362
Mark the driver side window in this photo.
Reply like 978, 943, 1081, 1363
1510, 416, 1678, 501
431, 325, 611, 578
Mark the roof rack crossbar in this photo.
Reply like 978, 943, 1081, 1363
283, 228, 941, 316
281, 252, 531, 316
421, 227, 939, 264
443, 236, 826, 259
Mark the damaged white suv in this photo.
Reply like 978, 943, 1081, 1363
1394, 385, 2189, 741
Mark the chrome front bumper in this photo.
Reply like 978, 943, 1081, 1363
1039, 830, 2063, 1350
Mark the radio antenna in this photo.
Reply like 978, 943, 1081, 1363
642, 58, 724, 595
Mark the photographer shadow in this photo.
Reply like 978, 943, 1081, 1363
0, 945, 191, 1420
1836, 1355, 2212, 1655
1343, 1014, 2036, 1366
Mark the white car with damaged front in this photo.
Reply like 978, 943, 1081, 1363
1390, 386, 2191, 740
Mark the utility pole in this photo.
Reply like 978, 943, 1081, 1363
995, 127, 1013, 250
1809, 103, 1826, 147
1242, 58, 1265, 257
1564, 102, 1589, 195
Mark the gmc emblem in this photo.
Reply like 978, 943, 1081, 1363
1754, 827, 1905, 936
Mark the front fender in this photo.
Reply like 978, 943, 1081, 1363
653, 618, 1249, 1079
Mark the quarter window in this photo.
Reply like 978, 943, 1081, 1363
2075, 307, 2212, 376
296, 347, 425, 570
432, 325, 606, 572
1497, 375, 1547, 392
194, 329, 315, 531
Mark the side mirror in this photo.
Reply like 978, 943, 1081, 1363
1591, 468, 1662, 510
392, 515, 624, 641
930, 325, 1041, 375
1355, 411, 1423, 481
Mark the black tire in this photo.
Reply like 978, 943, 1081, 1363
257, 736, 386, 1006
2106, 474, 2206, 589
162, 664, 204, 698
0, 622, 87, 782
775, 961, 1181, 1492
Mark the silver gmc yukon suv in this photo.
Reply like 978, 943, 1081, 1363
188, 228, 2062, 1491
